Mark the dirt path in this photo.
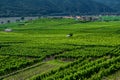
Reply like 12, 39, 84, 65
0, 62, 44, 80
3, 63, 58, 80
1, 46, 118, 80
1, 49, 74, 80
3, 59, 70, 80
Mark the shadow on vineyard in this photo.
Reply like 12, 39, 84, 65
115, 30, 120, 34
0, 44, 10, 48
64, 43, 115, 48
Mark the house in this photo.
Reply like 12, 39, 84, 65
80, 16, 100, 21
64, 16, 73, 19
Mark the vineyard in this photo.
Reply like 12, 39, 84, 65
0, 18, 120, 80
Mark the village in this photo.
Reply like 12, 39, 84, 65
42, 15, 101, 21
0, 17, 39, 24
1, 15, 120, 25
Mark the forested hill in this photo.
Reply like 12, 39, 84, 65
93, 0, 120, 12
0, 0, 117, 17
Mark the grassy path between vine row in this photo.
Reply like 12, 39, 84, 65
3, 60, 70, 80
1, 47, 73, 80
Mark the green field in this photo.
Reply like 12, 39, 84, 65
101, 16, 120, 21
0, 18, 120, 80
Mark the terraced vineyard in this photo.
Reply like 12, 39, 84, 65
0, 18, 120, 80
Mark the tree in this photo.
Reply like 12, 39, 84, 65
7, 20, 10, 23
21, 17, 25, 21
1, 21, 4, 24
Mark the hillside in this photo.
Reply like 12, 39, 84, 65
0, 0, 116, 17
94, 0, 120, 12
0, 18, 120, 80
